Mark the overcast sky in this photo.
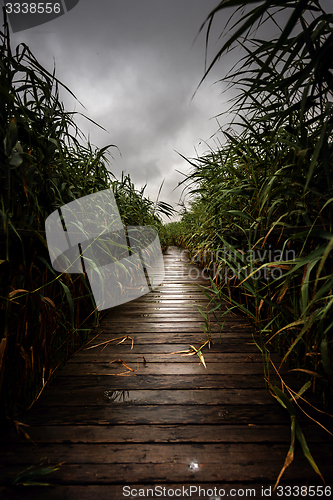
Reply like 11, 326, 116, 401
3, 1, 333, 220
4, 0, 237, 219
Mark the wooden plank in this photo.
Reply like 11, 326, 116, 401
74, 333, 258, 345
114, 304, 221, 310
110, 307, 227, 314
73, 343, 262, 355
99, 318, 251, 326
128, 298, 214, 303
4, 424, 327, 445
80, 336, 260, 346
1, 424, 304, 444
49, 374, 273, 390
1, 446, 331, 483
94, 323, 253, 332
139, 284, 210, 289
2, 442, 333, 469
21, 404, 290, 425
103, 315, 250, 323
58, 361, 275, 376
36, 388, 278, 406
68, 352, 280, 363
138, 292, 214, 298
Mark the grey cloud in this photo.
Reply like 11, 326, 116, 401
9, 0, 226, 217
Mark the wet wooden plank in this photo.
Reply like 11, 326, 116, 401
118, 297, 216, 303
1, 424, 307, 444
96, 320, 252, 328
94, 325, 252, 335
103, 315, 250, 323
1, 447, 331, 484
1, 246, 332, 494
21, 404, 290, 426
36, 388, 278, 406
68, 351, 280, 363
75, 338, 263, 351
3, 424, 328, 445
48, 374, 273, 390
58, 361, 281, 376
2, 442, 333, 470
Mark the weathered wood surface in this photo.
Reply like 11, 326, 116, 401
0, 247, 332, 499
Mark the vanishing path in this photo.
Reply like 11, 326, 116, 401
0, 247, 332, 499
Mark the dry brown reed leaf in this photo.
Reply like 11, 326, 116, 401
0, 340, 6, 405
288, 388, 333, 437
265, 318, 304, 345
300, 262, 310, 289
136, 356, 147, 369
168, 341, 209, 368
26, 363, 61, 411
273, 416, 295, 490
270, 357, 333, 435
70, 330, 105, 357
85, 334, 134, 351
165, 349, 196, 356
276, 284, 290, 303
242, 356, 254, 363
290, 368, 323, 378
13, 420, 35, 444
0, 337, 7, 373
116, 335, 134, 349
41, 297, 56, 308
261, 227, 276, 248
110, 359, 134, 372
8, 289, 29, 298
106, 371, 135, 377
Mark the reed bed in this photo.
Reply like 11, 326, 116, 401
0, 10, 173, 422
167, 0, 333, 483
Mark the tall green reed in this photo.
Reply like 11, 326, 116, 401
0, 9, 173, 421
174, 0, 333, 485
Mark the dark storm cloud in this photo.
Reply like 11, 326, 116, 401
7, 0, 232, 215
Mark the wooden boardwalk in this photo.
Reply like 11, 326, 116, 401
0, 247, 332, 499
